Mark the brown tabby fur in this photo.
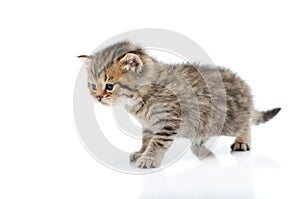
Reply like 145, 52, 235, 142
79, 41, 281, 168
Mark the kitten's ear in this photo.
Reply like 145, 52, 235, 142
119, 53, 143, 72
77, 55, 91, 64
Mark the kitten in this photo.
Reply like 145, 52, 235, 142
79, 41, 281, 169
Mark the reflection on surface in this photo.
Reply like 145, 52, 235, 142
139, 146, 280, 199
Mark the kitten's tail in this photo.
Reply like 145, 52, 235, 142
251, 108, 281, 125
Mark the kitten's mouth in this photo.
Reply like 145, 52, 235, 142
101, 101, 111, 106
100, 99, 112, 106
94, 97, 112, 106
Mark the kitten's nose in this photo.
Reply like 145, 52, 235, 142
96, 95, 103, 102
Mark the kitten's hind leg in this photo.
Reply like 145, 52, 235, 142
231, 127, 251, 151
130, 132, 152, 162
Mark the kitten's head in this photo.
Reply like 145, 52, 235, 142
79, 41, 148, 105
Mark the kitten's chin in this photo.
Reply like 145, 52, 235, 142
98, 98, 121, 106
100, 101, 112, 106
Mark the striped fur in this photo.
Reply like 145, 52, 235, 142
80, 41, 281, 168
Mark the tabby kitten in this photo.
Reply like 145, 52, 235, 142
79, 41, 281, 169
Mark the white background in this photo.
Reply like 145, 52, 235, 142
1, 0, 299, 198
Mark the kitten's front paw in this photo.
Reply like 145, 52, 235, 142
130, 151, 142, 162
231, 142, 250, 151
136, 156, 159, 168
191, 144, 212, 159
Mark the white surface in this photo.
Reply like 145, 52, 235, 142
0, 0, 299, 198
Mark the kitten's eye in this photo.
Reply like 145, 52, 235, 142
92, 84, 97, 91
105, 84, 114, 91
